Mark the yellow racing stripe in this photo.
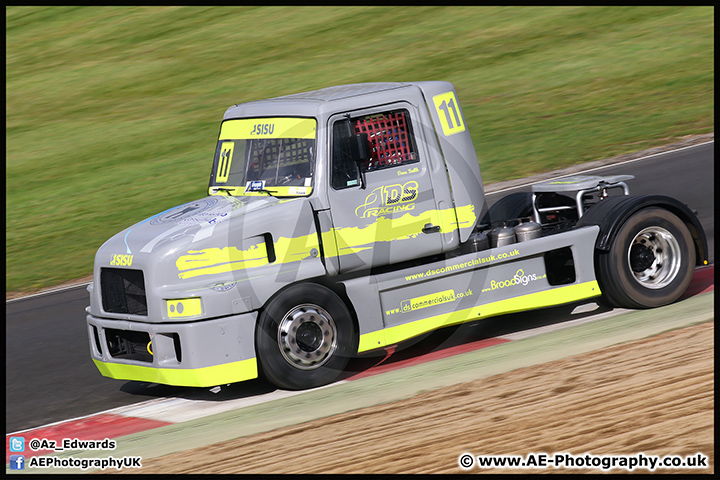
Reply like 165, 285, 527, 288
176, 204, 475, 280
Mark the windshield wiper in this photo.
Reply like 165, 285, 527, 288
214, 187, 278, 197
253, 188, 278, 197
244, 182, 278, 197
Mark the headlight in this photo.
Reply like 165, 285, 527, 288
166, 298, 203, 318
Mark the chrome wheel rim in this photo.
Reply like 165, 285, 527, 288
278, 304, 337, 370
627, 226, 681, 289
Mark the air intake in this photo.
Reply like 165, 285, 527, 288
100, 268, 148, 316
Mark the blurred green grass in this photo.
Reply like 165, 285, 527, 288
6, 6, 714, 293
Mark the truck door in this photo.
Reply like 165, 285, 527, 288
327, 104, 443, 273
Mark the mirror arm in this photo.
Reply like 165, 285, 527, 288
357, 162, 367, 189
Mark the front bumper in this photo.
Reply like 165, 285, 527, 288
87, 312, 258, 387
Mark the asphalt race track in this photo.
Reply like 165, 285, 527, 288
5, 141, 714, 435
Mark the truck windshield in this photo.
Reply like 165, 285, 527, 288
208, 117, 317, 197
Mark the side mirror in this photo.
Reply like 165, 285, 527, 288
348, 132, 371, 166
338, 117, 371, 188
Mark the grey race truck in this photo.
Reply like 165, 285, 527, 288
86, 81, 708, 390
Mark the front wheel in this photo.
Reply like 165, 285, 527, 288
596, 207, 695, 308
256, 283, 356, 390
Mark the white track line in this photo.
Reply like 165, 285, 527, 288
487, 140, 714, 196
104, 381, 344, 424
6, 281, 92, 303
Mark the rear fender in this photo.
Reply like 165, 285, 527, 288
576, 194, 708, 266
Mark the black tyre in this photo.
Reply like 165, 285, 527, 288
256, 283, 356, 390
596, 207, 695, 309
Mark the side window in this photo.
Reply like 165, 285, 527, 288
331, 109, 420, 190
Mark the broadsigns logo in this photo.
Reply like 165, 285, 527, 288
483, 269, 546, 292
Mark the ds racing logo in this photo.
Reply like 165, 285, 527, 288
482, 269, 546, 292
355, 181, 418, 218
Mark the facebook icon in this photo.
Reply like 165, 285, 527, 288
9, 455, 25, 470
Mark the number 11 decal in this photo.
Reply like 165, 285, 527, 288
216, 141, 234, 183
432, 91, 466, 136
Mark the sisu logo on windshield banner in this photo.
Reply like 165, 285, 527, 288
355, 181, 418, 218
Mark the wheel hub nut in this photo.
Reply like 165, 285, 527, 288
630, 244, 655, 272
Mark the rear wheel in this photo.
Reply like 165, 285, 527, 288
596, 207, 694, 308
256, 283, 356, 390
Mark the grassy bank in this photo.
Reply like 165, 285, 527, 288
6, 6, 714, 293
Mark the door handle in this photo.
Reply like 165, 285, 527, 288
422, 223, 441, 234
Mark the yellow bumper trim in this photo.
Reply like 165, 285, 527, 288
92, 357, 258, 388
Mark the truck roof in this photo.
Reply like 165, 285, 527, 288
223, 82, 413, 119
272, 82, 408, 102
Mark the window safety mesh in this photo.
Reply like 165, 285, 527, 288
353, 111, 417, 171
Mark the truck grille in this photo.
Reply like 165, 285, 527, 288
101, 268, 148, 316
105, 328, 153, 363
